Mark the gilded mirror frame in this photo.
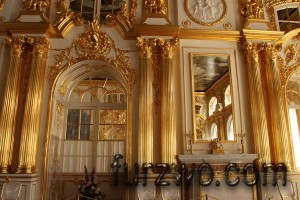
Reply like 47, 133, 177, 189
189, 53, 237, 143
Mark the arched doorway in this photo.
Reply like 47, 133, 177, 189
46, 60, 132, 199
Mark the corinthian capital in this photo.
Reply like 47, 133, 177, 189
32, 37, 50, 55
243, 42, 261, 62
137, 37, 157, 58
158, 38, 178, 59
5, 36, 26, 54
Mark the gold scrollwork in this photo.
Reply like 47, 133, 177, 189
240, 0, 264, 19
75, 19, 110, 55
285, 43, 299, 65
145, 0, 167, 15
23, 0, 48, 11
184, 0, 227, 26
182, 19, 191, 27
48, 19, 135, 89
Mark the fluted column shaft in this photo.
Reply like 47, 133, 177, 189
263, 43, 293, 169
0, 37, 25, 173
17, 37, 49, 173
244, 42, 271, 166
137, 38, 156, 164
159, 39, 177, 164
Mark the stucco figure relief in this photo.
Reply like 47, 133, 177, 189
184, 0, 227, 26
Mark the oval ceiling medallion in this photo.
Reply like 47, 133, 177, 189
184, 0, 227, 26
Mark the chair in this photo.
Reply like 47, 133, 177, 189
1, 181, 22, 200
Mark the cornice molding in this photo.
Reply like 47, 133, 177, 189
242, 29, 285, 42
135, 24, 180, 38
0, 22, 50, 36
179, 28, 241, 41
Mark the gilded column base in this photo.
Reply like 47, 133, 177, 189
0, 165, 11, 173
16, 165, 34, 174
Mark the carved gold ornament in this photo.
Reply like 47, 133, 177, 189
184, 0, 227, 26
240, 0, 263, 19
182, 19, 191, 27
223, 22, 232, 30
23, 0, 48, 11
48, 19, 135, 88
145, 0, 167, 14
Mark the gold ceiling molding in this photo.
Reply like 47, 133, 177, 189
48, 19, 135, 89
265, 0, 300, 31
0, 22, 50, 35
179, 29, 240, 41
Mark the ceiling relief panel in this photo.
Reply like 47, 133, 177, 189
184, 0, 227, 26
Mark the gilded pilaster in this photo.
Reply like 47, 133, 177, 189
243, 42, 271, 166
0, 37, 25, 173
263, 43, 293, 169
17, 37, 49, 173
137, 38, 156, 164
158, 38, 177, 164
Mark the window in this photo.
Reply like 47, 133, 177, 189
276, 5, 300, 32
69, 0, 124, 23
61, 76, 126, 173
208, 97, 217, 116
66, 109, 94, 140
224, 85, 231, 107
226, 115, 234, 140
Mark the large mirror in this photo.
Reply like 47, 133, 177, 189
190, 53, 236, 142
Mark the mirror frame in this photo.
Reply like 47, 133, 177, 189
189, 53, 237, 143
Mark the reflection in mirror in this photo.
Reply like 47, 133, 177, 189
286, 68, 300, 170
190, 53, 235, 142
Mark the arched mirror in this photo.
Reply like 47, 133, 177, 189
286, 67, 300, 171
190, 53, 236, 142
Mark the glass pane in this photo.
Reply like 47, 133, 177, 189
288, 7, 300, 21
277, 8, 288, 20
66, 124, 79, 139
66, 109, 80, 139
80, 110, 93, 140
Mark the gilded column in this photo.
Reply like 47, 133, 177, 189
158, 38, 177, 164
263, 43, 293, 169
0, 36, 25, 173
243, 42, 271, 166
17, 37, 49, 173
137, 38, 156, 164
